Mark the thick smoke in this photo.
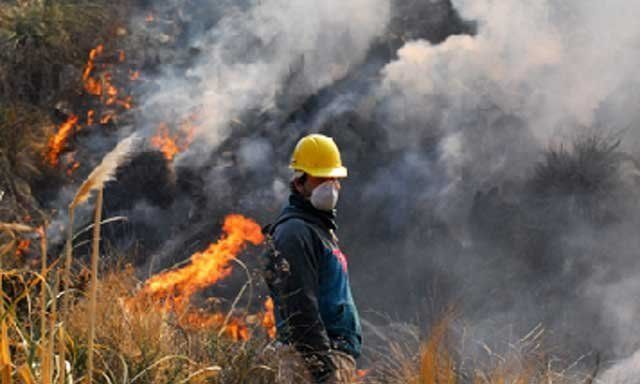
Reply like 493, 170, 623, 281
46, 0, 640, 376
366, 0, 640, 369
141, 0, 390, 158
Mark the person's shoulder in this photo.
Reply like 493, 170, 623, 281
274, 217, 311, 238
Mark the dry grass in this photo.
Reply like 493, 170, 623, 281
0, 0, 128, 106
0, 257, 603, 384
364, 319, 593, 384
0, 261, 301, 384
70, 135, 138, 209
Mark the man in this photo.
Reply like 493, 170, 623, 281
262, 134, 362, 383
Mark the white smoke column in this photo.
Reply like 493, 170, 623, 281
379, 0, 640, 158
142, 0, 390, 165
452, 0, 640, 138
369, 0, 640, 366
375, 0, 640, 224
599, 347, 640, 384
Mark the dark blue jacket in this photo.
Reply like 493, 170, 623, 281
263, 194, 362, 359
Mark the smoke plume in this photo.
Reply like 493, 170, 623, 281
43, 0, 640, 375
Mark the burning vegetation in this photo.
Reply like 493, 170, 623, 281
44, 42, 136, 173
130, 213, 272, 340
150, 119, 197, 161
2, 0, 640, 383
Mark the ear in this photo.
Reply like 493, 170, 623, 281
293, 177, 305, 195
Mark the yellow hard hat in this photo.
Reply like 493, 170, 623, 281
289, 134, 348, 178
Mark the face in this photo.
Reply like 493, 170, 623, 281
296, 175, 341, 198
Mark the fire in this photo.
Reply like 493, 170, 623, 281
150, 124, 180, 160
130, 214, 263, 340
83, 44, 104, 96
150, 119, 196, 161
142, 214, 264, 309
46, 44, 137, 167
45, 115, 79, 166
82, 44, 133, 108
66, 161, 80, 176
100, 112, 116, 125
87, 110, 95, 125
15, 239, 30, 257
182, 312, 250, 340
182, 311, 225, 329
82, 44, 103, 81
116, 96, 133, 110
262, 297, 276, 339
126, 215, 280, 341
225, 318, 250, 341
84, 77, 102, 96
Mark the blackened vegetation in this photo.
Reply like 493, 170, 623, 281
465, 135, 636, 357
5, 0, 640, 367
389, 0, 476, 47
530, 136, 623, 224
121, 0, 477, 274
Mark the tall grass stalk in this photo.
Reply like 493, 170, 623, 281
58, 208, 73, 384
86, 187, 104, 384
60, 135, 136, 383
0, 318, 10, 384
39, 223, 53, 384
49, 271, 60, 384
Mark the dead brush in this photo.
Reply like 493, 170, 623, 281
0, 267, 63, 384
364, 317, 592, 384
59, 134, 137, 383
65, 267, 200, 383
63, 265, 305, 384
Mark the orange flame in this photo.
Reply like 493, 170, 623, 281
150, 123, 180, 161
124, 215, 276, 341
356, 369, 369, 382
182, 311, 225, 329
150, 119, 196, 161
83, 45, 104, 95
116, 96, 133, 110
82, 44, 103, 81
82, 44, 133, 109
47, 44, 137, 168
181, 312, 250, 340
142, 214, 264, 309
87, 110, 95, 125
130, 214, 263, 340
66, 161, 80, 176
45, 115, 79, 166
84, 77, 103, 96
15, 239, 30, 257
224, 317, 250, 341
100, 112, 116, 125
262, 297, 276, 339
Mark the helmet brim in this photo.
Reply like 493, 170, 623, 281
289, 165, 348, 178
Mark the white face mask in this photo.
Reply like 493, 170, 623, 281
310, 180, 339, 211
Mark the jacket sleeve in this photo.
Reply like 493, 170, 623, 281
273, 219, 331, 355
